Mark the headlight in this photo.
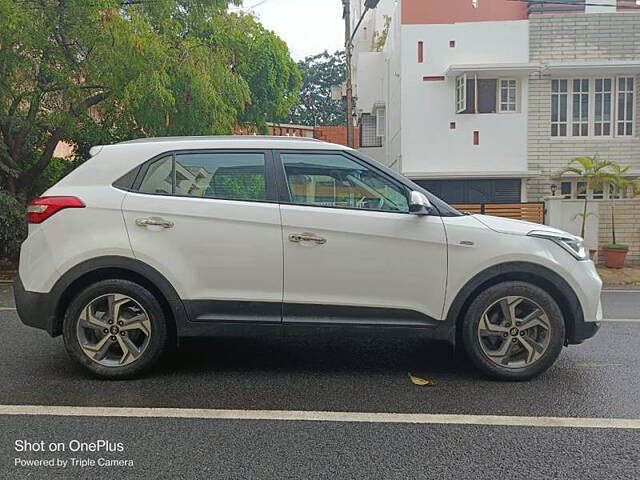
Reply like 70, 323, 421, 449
528, 230, 588, 261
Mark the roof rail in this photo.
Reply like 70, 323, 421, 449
118, 135, 323, 145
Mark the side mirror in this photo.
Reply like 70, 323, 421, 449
409, 191, 432, 215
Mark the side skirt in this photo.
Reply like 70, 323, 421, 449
179, 300, 454, 343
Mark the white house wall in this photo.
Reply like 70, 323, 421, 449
356, 52, 385, 113
385, 5, 403, 171
400, 20, 530, 177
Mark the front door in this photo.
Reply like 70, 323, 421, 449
276, 151, 448, 326
122, 150, 283, 323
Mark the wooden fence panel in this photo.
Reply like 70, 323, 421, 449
452, 203, 545, 224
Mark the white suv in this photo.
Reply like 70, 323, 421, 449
15, 136, 602, 380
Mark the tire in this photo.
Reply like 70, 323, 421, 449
461, 281, 565, 381
63, 279, 169, 379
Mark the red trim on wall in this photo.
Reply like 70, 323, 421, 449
402, 0, 528, 25
618, 0, 638, 11
423, 76, 445, 82
418, 41, 424, 63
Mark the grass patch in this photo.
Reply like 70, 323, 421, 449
597, 265, 640, 287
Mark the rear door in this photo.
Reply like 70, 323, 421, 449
275, 150, 448, 325
122, 149, 283, 323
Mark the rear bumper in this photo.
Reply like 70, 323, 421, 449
14, 276, 58, 336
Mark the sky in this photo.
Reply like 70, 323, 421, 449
231, 0, 346, 60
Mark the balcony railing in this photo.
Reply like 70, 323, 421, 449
526, 0, 586, 15
527, 0, 639, 14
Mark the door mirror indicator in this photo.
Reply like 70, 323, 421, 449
409, 191, 432, 215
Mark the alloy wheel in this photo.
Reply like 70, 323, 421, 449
477, 296, 552, 369
76, 293, 152, 367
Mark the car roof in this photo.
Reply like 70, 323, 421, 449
59, 136, 353, 190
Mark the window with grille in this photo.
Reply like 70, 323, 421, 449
572, 79, 589, 137
617, 77, 635, 137
551, 79, 569, 137
361, 114, 383, 147
594, 78, 613, 137
499, 79, 517, 113
551, 77, 635, 137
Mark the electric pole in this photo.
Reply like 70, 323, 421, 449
343, 0, 355, 148
343, 0, 381, 148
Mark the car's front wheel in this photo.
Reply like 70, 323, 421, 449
462, 281, 565, 381
63, 279, 168, 379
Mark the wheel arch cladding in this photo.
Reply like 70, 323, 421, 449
447, 262, 583, 347
51, 256, 186, 340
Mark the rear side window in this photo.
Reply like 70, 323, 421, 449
139, 156, 173, 195
136, 152, 267, 202
175, 153, 265, 201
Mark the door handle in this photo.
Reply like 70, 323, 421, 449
288, 233, 327, 245
135, 217, 174, 229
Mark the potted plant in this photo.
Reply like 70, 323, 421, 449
601, 165, 640, 269
601, 243, 629, 269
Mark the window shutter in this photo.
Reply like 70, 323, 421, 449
456, 74, 467, 113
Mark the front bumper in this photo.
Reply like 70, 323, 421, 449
566, 297, 602, 345
14, 276, 59, 336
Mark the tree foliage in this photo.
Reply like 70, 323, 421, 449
0, 0, 301, 202
283, 50, 346, 127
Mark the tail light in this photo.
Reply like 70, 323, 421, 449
26, 196, 86, 224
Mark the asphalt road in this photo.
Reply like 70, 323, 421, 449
0, 283, 638, 479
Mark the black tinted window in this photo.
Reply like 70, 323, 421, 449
175, 153, 266, 201
136, 152, 266, 202
138, 156, 173, 195
281, 153, 408, 213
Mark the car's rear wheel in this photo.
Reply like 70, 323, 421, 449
63, 279, 168, 379
462, 281, 565, 381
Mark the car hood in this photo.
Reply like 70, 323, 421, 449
472, 214, 571, 237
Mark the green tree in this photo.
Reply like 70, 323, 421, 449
606, 163, 640, 247
560, 156, 617, 238
372, 15, 391, 52
0, 0, 300, 203
284, 50, 346, 126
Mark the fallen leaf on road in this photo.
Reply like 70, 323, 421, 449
408, 373, 433, 387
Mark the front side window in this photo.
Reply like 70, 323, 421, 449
137, 152, 266, 201
281, 153, 409, 213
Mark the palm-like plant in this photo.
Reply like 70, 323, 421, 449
560, 156, 617, 238
607, 164, 640, 246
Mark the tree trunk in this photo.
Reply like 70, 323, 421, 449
581, 198, 588, 239
5, 177, 17, 195
612, 205, 617, 245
